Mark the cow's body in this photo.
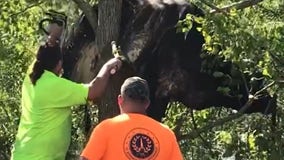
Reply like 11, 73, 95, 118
63, 0, 276, 121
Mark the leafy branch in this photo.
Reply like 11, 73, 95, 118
177, 81, 276, 141
177, 100, 250, 141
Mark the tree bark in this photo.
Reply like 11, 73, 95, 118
96, 0, 122, 53
95, 0, 123, 121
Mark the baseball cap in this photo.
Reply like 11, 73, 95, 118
120, 76, 150, 102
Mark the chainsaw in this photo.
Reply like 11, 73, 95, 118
39, 9, 67, 47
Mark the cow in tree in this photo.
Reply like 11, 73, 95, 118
62, 0, 276, 122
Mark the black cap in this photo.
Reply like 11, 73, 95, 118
121, 77, 150, 102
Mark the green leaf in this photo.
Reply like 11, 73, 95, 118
218, 131, 232, 144
194, 16, 204, 24
248, 133, 256, 150
262, 68, 271, 77
229, 8, 237, 16
196, 27, 202, 32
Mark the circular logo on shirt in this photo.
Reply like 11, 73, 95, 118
124, 128, 159, 159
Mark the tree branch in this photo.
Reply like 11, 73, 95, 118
276, 79, 284, 84
177, 98, 252, 141
254, 81, 275, 97
177, 80, 276, 141
210, 0, 264, 14
72, 0, 97, 33
199, 0, 227, 15
10, 1, 44, 17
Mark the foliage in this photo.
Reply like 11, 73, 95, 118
164, 0, 284, 159
163, 101, 284, 160
67, 105, 99, 159
0, 0, 41, 159
0, 52, 30, 160
192, 0, 284, 85
0, 0, 80, 159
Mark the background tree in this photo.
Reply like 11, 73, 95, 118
0, 0, 81, 158
0, 1, 41, 159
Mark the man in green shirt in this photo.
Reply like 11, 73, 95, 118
11, 24, 122, 160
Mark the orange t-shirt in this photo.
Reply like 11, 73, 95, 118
81, 113, 183, 160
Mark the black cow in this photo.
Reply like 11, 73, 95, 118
62, 0, 276, 121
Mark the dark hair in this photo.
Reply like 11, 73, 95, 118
121, 77, 150, 103
29, 44, 62, 85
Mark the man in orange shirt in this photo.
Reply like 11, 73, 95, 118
80, 76, 183, 160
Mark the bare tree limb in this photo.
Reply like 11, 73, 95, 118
199, 0, 228, 15
254, 81, 275, 97
72, 0, 97, 33
210, 0, 264, 14
276, 79, 284, 84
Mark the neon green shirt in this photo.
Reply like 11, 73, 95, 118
11, 70, 88, 160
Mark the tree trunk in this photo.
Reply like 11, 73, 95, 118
67, 0, 131, 124
95, 0, 123, 121
96, 0, 122, 53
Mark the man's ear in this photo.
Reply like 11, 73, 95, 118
55, 60, 63, 76
118, 95, 123, 106
144, 99, 150, 110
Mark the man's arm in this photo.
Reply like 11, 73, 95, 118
47, 22, 122, 102
46, 22, 122, 101
87, 57, 122, 101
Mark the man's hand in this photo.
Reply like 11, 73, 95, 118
105, 57, 123, 75
87, 57, 122, 101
